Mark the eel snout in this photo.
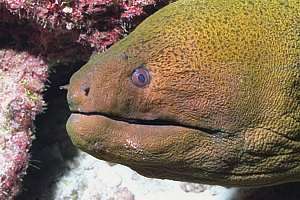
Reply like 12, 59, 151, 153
67, 70, 93, 113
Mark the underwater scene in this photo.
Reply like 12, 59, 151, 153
0, 0, 300, 199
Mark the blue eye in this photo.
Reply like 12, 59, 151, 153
131, 67, 150, 87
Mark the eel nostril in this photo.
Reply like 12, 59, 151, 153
84, 87, 90, 96
80, 83, 90, 97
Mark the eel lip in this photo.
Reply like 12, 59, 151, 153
70, 111, 222, 135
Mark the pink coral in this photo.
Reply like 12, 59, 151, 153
0, 49, 48, 199
0, 0, 172, 199
1, 0, 170, 51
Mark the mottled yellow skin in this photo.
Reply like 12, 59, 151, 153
67, 0, 300, 186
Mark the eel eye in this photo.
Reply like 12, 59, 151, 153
131, 67, 150, 87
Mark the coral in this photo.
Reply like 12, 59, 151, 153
0, 0, 172, 199
0, 49, 47, 199
1, 0, 171, 51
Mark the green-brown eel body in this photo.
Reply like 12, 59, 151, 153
66, 0, 300, 187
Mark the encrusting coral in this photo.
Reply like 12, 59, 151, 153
0, 0, 172, 199
0, 49, 47, 199
2, 0, 170, 51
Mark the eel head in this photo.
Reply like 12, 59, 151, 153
67, 0, 300, 186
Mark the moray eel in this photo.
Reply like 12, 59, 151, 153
66, 0, 300, 186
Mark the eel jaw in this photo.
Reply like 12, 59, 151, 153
66, 110, 223, 164
66, 113, 300, 187
66, 112, 227, 181
66, 110, 224, 159
66, 112, 207, 160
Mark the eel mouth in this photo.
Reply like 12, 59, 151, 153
71, 111, 221, 135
